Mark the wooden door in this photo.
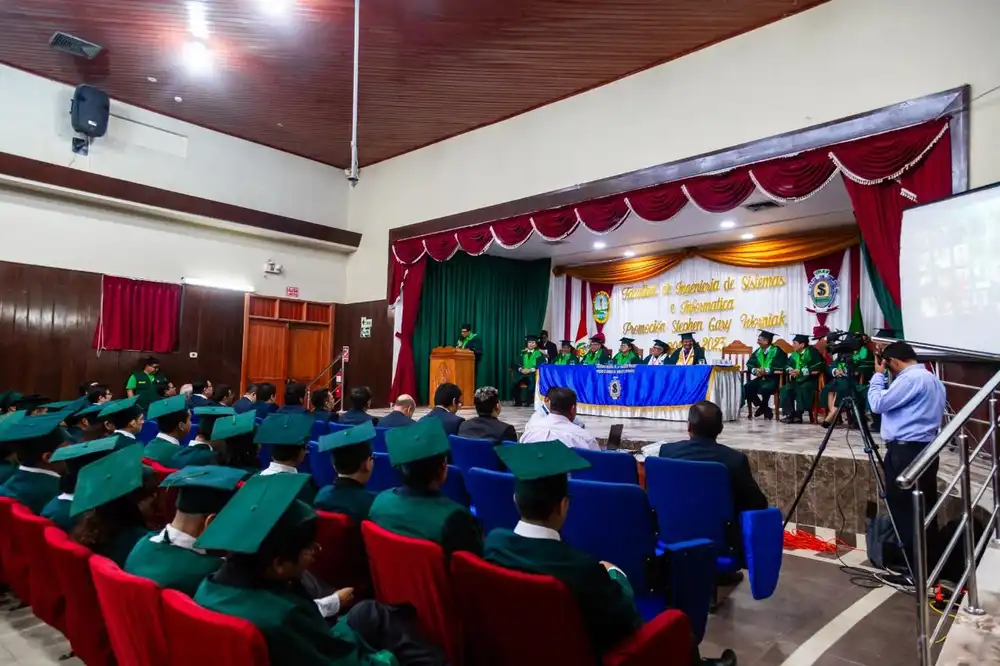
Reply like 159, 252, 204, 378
287, 324, 331, 388
245, 320, 288, 401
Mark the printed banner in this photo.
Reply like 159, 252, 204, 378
538, 365, 713, 410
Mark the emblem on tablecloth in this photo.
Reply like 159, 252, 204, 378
806, 269, 839, 314
608, 377, 622, 401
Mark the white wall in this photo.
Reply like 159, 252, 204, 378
0, 64, 347, 228
345, 0, 1000, 302
0, 185, 347, 303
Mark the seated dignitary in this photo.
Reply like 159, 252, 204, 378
666, 333, 706, 366
513, 335, 547, 407
744, 330, 787, 421
255, 412, 318, 504
0, 412, 66, 513
419, 383, 465, 436
552, 339, 579, 366
521, 387, 599, 451
612, 337, 642, 365
168, 406, 235, 468
144, 395, 191, 465
315, 422, 377, 521
457, 386, 518, 444
125, 465, 245, 596
377, 395, 417, 429
42, 435, 120, 531
779, 334, 826, 424
580, 334, 612, 365
369, 419, 483, 557
194, 474, 447, 666
341, 386, 378, 426
71, 446, 159, 567
643, 339, 669, 366
100, 396, 146, 448
486, 441, 735, 666
213, 410, 263, 477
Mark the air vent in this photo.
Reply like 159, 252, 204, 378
49, 32, 103, 60
743, 200, 783, 213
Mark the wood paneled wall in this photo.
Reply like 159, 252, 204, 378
333, 300, 394, 408
0, 261, 244, 400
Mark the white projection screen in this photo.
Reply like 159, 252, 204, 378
900, 183, 1000, 354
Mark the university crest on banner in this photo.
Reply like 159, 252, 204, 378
592, 290, 611, 325
806, 269, 839, 314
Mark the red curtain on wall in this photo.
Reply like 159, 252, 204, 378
389, 259, 427, 402
93, 276, 182, 353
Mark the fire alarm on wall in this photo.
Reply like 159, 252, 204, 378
264, 259, 283, 275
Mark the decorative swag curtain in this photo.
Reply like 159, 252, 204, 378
93, 276, 182, 353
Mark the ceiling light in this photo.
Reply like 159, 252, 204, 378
719, 220, 736, 229
146, 76, 157, 83
181, 40, 213, 75
174, 96, 183, 103
740, 233, 755, 240
623, 250, 636, 258
182, 277, 254, 292
593, 241, 607, 250
187, 1, 210, 40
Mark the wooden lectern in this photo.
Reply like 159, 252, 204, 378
429, 347, 476, 404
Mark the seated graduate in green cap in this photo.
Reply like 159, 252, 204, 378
779, 334, 827, 424
194, 474, 447, 666
0, 412, 68, 513
0, 390, 23, 415
125, 465, 245, 596
612, 338, 642, 366
144, 395, 192, 465
0, 412, 23, 485
744, 330, 788, 421
315, 422, 376, 522
42, 436, 120, 531
643, 339, 670, 366
98, 396, 146, 448
552, 340, 579, 366
212, 410, 262, 478
819, 333, 875, 428
512, 335, 547, 408
167, 406, 235, 469
581, 335, 611, 365
56, 399, 101, 443
70, 446, 159, 566
666, 333, 707, 366
13, 395, 52, 416
255, 413, 318, 504
368, 419, 483, 557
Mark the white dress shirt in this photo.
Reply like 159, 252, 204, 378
154, 433, 180, 446
514, 521, 561, 541
150, 524, 206, 553
260, 461, 298, 476
114, 430, 137, 440
647, 354, 665, 366
18, 465, 61, 478
519, 413, 600, 450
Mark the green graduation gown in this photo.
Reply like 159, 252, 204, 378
167, 442, 218, 469
144, 436, 182, 466
368, 487, 483, 557
665, 347, 706, 366
779, 346, 827, 413
0, 461, 18, 486
514, 348, 547, 402
457, 333, 483, 364
820, 346, 875, 407
195, 572, 394, 666
484, 529, 642, 656
125, 529, 222, 596
94, 525, 153, 568
40, 495, 75, 532
0, 468, 61, 514
745, 345, 788, 393
552, 352, 578, 366
315, 478, 376, 523
611, 350, 641, 366
581, 348, 611, 365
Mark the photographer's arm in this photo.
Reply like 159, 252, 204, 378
867, 371, 916, 414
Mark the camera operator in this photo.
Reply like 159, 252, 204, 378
868, 340, 946, 582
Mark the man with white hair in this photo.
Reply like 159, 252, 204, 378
378, 394, 417, 429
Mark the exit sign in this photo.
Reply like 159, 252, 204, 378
285, 286, 299, 298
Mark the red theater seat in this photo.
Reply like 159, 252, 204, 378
0, 499, 29, 601
11, 505, 63, 630
161, 589, 269, 666
311, 511, 370, 597
90, 555, 168, 666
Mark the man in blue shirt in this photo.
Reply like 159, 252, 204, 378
868, 341, 945, 578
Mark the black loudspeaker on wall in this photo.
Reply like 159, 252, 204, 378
70, 84, 110, 138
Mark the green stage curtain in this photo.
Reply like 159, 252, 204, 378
413, 253, 551, 404
861, 241, 903, 334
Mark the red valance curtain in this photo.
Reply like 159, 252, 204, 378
93, 276, 182, 353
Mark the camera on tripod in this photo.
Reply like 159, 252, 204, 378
824, 330, 864, 358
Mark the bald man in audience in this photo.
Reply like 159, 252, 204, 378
377, 395, 417, 429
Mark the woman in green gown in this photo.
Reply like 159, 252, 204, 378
611, 337, 642, 365
819, 336, 876, 428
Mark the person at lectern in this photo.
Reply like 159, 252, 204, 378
553, 340, 579, 366
581, 335, 611, 365
779, 334, 826, 424
513, 335, 547, 407
744, 330, 787, 421
457, 323, 483, 364
666, 333, 706, 366
642, 339, 669, 366
612, 337, 642, 365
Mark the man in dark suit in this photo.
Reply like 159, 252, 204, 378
253, 382, 279, 420
378, 395, 417, 429
419, 383, 464, 436
340, 386, 378, 426
233, 385, 257, 414
457, 386, 517, 443
538, 330, 559, 363
276, 381, 308, 414
189, 379, 215, 408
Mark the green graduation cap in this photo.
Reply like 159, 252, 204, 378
161, 465, 247, 515
0, 391, 24, 411
98, 395, 141, 420
212, 410, 257, 441
147, 395, 189, 421
194, 473, 316, 553
0, 410, 26, 427
318, 421, 376, 453
41, 400, 73, 411
619, 337, 636, 345
193, 406, 236, 418
75, 403, 105, 419
0, 412, 66, 445
14, 395, 52, 412
653, 339, 669, 349
70, 444, 144, 518
385, 418, 450, 466
678, 333, 695, 342
50, 435, 120, 463
495, 441, 591, 481
254, 413, 314, 447
792, 334, 811, 344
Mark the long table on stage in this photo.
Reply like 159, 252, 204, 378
534, 364, 742, 422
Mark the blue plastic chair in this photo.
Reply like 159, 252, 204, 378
368, 452, 401, 493
137, 419, 159, 444
372, 427, 389, 454
307, 441, 335, 487
644, 456, 782, 601
464, 468, 518, 535
310, 419, 329, 442
442, 466, 471, 507
448, 435, 503, 474
257, 443, 271, 468
572, 449, 639, 485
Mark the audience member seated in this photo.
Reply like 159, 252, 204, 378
70, 446, 159, 567
214, 383, 236, 407
457, 386, 517, 443
369, 419, 483, 557
419, 383, 465, 436
315, 422, 376, 521
0, 413, 66, 513
377, 395, 417, 429
43, 436, 119, 531
340, 386, 377, 426
521, 387, 598, 450
213, 411, 262, 478
0, 427, 16, 486
125, 465, 244, 596
168, 406, 234, 469
194, 474, 447, 666
189, 379, 215, 408
64, 402, 106, 443
144, 395, 191, 465
86, 383, 113, 405
257, 413, 318, 504
233, 384, 257, 414
155, 381, 178, 398
254, 382, 280, 420
310, 388, 336, 424
278, 382, 308, 414
488, 441, 735, 666
16, 395, 53, 416
100, 396, 146, 448
532, 389, 588, 428
0, 390, 21, 414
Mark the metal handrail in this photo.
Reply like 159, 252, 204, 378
305, 352, 347, 412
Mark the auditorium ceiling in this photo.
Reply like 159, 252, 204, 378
0, 0, 827, 168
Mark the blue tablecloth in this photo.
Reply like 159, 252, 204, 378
535, 364, 742, 421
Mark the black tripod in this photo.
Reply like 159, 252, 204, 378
782, 357, 913, 581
